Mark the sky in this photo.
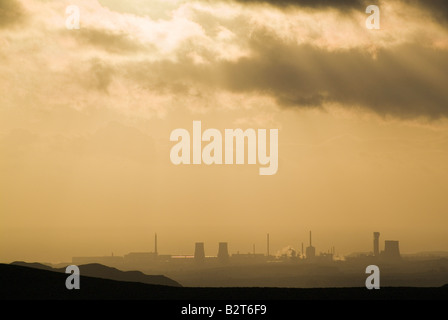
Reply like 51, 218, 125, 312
1, 0, 448, 263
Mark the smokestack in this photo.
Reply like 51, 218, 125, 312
194, 242, 205, 263
267, 233, 270, 257
301, 242, 304, 257
306, 231, 316, 260
217, 242, 229, 263
155, 233, 158, 255
253, 244, 255, 255
373, 232, 380, 257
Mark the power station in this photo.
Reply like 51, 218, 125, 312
372, 232, 401, 261
72, 231, 402, 269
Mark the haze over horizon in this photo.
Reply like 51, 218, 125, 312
1, 0, 448, 264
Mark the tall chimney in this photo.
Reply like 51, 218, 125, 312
306, 231, 316, 260
267, 233, 270, 257
155, 233, 158, 255
373, 232, 380, 257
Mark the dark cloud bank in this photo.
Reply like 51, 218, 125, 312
64, 0, 448, 120
123, 38, 448, 120
0, 0, 26, 28
231, 0, 448, 22
230, 0, 369, 9
217, 41, 448, 119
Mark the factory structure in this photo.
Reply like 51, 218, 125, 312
72, 231, 400, 270
372, 232, 401, 260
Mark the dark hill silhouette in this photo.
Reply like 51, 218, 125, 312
1, 263, 447, 300
11, 261, 181, 287
11, 261, 53, 271
0, 263, 178, 300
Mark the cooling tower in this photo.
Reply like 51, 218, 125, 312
194, 242, 205, 263
217, 242, 229, 263
383, 240, 401, 260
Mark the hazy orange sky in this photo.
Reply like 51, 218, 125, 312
1, 0, 448, 263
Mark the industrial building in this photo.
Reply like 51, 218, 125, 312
71, 231, 402, 271
372, 232, 401, 261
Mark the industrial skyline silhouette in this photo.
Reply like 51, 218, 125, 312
72, 231, 402, 269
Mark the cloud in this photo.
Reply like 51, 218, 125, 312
413, 0, 448, 23
213, 39, 448, 119
228, 0, 371, 9
73, 28, 147, 54
231, 0, 448, 24
0, 0, 26, 28
87, 58, 115, 92
2, 0, 448, 122
119, 32, 448, 119
98, 0, 184, 20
